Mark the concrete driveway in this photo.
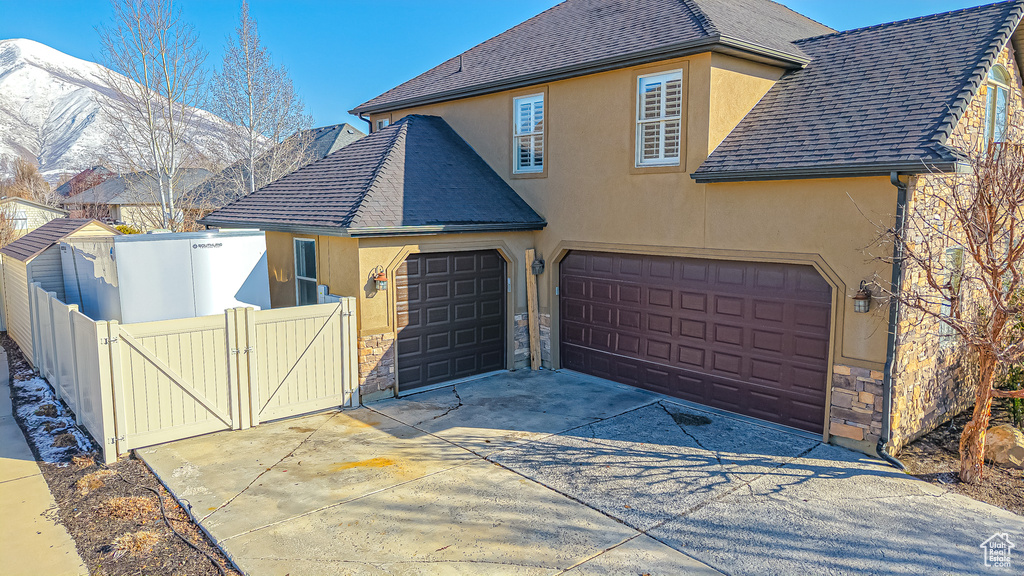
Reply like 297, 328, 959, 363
140, 370, 1024, 575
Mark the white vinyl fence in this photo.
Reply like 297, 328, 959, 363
27, 283, 358, 464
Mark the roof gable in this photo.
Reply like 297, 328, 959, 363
62, 169, 212, 206
694, 0, 1024, 182
201, 115, 546, 235
351, 0, 832, 115
0, 197, 68, 215
0, 218, 118, 262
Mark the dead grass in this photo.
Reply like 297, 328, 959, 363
111, 531, 161, 559
34, 403, 58, 417
76, 469, 117, 496
99, 496, 158, 522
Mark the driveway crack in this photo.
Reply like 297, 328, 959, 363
431, 385, 463, 420
200, 412, 338, 522
660, 402, 724, 468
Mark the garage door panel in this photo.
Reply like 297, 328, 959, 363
561, 251, 831, 434
397, 251, 506, 391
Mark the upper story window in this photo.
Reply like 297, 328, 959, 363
294, 238, 318, 306
637, 70, 683, 167
513, 93, 544, 173
985, 65, 1010, 144
13, 210, 28, 230
375, 118, 390, 132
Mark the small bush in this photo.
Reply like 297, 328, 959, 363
115, 224, 142, 235
34, 404, 58, 417
52, 433, 78, 448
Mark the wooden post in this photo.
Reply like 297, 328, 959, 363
525, 249, 542, 370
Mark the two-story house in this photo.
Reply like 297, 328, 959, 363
201, 0, 1024, 458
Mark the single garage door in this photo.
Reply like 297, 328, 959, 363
396, 250, 506, 391
560, 251, 832, 433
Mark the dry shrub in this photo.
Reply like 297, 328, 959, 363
100, 496, 158, 522
42, 422, 62, 433
76, 469, 116, 495
111, 530, 161, 559
52, 433, 78, 448
72, 454, 96, 470
34, 404, 58, 417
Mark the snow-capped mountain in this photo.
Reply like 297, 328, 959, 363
0, 38, 235, 183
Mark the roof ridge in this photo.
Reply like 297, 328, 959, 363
795, 0, 1020, 44
678, 0, 719, 36
348, 119, 409, 226
932, 0, 1024, 147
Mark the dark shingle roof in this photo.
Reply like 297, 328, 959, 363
62, 169, 212, 206
0, 219, 116, 262
351, 0, 832, 114
188, 123, 365, 209
201, 115, 546, 236
694, 0, 1024, 182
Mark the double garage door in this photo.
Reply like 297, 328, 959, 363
395, 251, 506, 391
560, 251, 832, 434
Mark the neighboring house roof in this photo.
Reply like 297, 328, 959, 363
694, 0, 1024, 182
0, 197, 68, 215
188, 123, 365, 209
54, 166, 117, 197
0, 218, 117, 262
351, 0, 833, 115
201, 115, 546, 236
61, 169, 213, 206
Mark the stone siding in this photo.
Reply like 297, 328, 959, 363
514, 313, 529, 369
829, 365, 884, 444
540, 313, 552, 367
358, 333, 396, 399
514, 312, 553, 369
888, 46, 1021, 449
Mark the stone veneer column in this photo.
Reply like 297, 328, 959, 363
829, 364, 884, 444
358, 333, 396, 401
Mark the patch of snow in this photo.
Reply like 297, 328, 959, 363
0, 38, 236, 183
11, 373, 93, 464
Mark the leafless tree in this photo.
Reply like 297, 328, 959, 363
97, 0, 208, 231
0, 158, 52, 204
0, 206, 23, 248
208, 0, 313, 202
880, 120, 1024, 484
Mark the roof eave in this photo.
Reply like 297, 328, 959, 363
200, 218, 547, 237
350, 37, 809, 116
691, 160, 959, 183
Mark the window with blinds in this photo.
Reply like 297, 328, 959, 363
637, 70, 683, 167
514, 93, 544, 173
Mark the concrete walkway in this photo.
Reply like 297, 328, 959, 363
141, 370, 1024, 576
0, 350, 88, 576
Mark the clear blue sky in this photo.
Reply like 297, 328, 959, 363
0, 0, 995, 129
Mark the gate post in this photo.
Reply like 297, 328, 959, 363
244, 307, 260, 427
106, 321, 128, 458
342, 297, 359, 407
224, 308, 242, 430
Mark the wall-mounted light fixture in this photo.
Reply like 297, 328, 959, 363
368, 266, 388, 293
853, 281, 872, 313
531, 257, 545, 276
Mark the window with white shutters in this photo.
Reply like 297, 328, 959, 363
513, 93, 544, 173
636, 71, 683, 167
